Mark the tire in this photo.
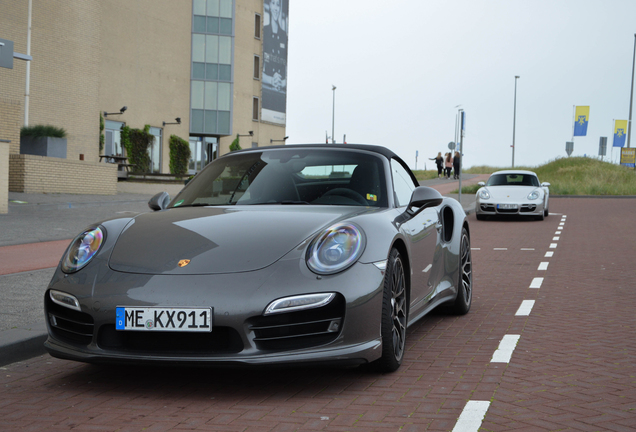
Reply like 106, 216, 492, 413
544, 207, 549, 217
374, 248, 408, 373
536, 213, 544, 221
449, 227, 472, 315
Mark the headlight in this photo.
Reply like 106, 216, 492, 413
306, 223, 366, 275
61, 226, 105, 273
527, 190, 540, 200
478, 189, 490, 200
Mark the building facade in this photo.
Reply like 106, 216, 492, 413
0, 0, 288, 191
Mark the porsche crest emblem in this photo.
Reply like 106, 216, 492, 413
178, 259, 191, 267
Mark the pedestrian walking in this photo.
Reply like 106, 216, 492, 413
429, 152, 444, 178
444, 152, 453, 179
453, 151, 460, 179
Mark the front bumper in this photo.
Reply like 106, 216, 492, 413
476, 202, 543, 216
44, 258, 386, 367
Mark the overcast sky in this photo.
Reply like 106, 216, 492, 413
285, 0, 636, 169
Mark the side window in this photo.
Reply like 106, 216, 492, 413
391, 159, 416, 207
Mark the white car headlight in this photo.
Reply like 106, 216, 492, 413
61, 226, 105, 273
527, 190, 540, 200
306, 223, 366, 275
478, 189, 490, 200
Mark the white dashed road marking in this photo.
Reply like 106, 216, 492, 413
550, 243, 558, 249
494, 248, 508, 250
521, 248, 534, 251
515, 300, 535, 316
545, 251, 554, 257
530, 277, 544, 288
491, 335, 521, 363
552, 236, 560, 241
538, 262, 549, 270
452, 400, 491, 432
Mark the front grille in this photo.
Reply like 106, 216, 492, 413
97, 325, 243, 354
480, 204, 495, 212
248, 293, 345, 351
45, 296, 94, 346
520, 204, 537, 213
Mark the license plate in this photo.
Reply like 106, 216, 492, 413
116, 307, 212, 332
497, 204, 518, 209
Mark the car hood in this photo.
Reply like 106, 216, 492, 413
484, 186, 541, 201
108, 206, 374, 275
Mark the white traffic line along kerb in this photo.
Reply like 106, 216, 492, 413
520, 248, 534, 251
515, 300, 535, 316
491, 335, 521, 363
538, 262, 549, 271
452, 400, 491, 432
530, 277, 544, 288
493, 248, 507, 251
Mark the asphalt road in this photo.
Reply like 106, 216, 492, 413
1, 195, 635, 431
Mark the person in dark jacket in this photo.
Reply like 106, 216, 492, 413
453, 151, 460, 179
429, 152, 443, 178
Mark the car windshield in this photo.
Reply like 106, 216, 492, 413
486, 173, 540, 187
170, 148, 388, 207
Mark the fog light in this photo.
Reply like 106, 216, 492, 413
50, 290, 81, 312
328, 319, 341, 332
264, 293, 336, 315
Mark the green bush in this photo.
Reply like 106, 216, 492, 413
169, 135, 191, 176
20, 124, 66, 138
122, 124, 152, 173
229, 134, 241, 152
99, 113, 105, 152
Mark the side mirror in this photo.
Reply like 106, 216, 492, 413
148, 192, 170, 211
408, 186, 443, 211
478, 182, 486, 186
541, 182, 550, 187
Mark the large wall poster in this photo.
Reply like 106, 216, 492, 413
262, 0, 289, 125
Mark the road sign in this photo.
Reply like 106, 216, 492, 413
448, 142, 456, 150
598, 137, 607, 156
0, 38, 14, 69
565, 141, 573, 156
620, 148, 635, 168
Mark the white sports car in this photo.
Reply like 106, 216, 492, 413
475, 170, 550, 221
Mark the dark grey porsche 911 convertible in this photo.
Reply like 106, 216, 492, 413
44, 144, 472, 372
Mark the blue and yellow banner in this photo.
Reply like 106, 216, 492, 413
613, 120, 627, 147
573, 106, 589, 136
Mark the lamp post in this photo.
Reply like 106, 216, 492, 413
331, 85, 336, 144
512, 76, 519, 167
627, 34, 635, 148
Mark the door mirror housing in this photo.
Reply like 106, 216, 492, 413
148, 192, 170, 211
408, 186, 443, 211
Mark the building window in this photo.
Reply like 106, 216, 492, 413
253, 55, 260, 80
104, 120, 124, 156
252, 97, 259, 121
255, 13, 261, 39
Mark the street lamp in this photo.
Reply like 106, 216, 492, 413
512, 76, 520, 167
331, 85, 336, 144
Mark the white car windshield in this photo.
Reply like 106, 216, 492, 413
486, 174, 540, 187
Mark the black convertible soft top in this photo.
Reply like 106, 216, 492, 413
233, 143, 400, 160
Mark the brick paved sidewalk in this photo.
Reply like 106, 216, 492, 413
1, 197, 634, 431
